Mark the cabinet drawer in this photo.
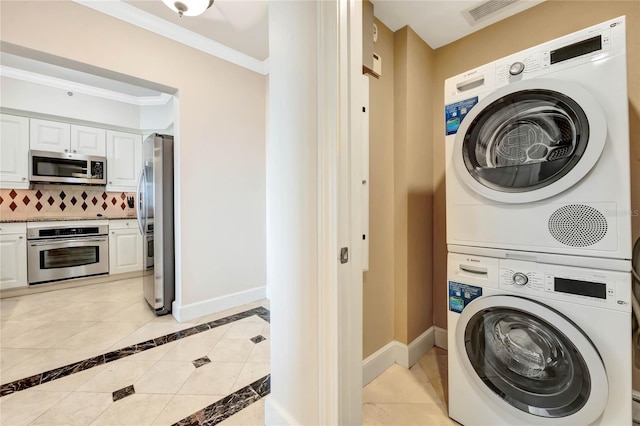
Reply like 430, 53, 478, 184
109, 219, 138, 230
0, 222, 27, 235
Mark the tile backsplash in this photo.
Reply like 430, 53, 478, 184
0, 187, 137, 220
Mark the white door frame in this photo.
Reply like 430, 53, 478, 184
317, 0, 365, 424
265, 0, 363, 424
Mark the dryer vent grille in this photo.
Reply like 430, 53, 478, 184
548, 204, 608, 247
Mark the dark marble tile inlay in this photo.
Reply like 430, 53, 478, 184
249, 374, 271, 398
0, 306, 270, 398
113, 384, 135, 402
255, 307, 270, 323
172, 374, 270, 426
192, 356, 211, 368
249, 335, 266, 344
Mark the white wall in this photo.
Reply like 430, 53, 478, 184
140, 99, 174, 133
1, 76, 174, 133
0, 76, 141, 129
265, 1, 319, 424
1, 1, 267, 321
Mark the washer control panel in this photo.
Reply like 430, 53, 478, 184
498, 258, 630, 310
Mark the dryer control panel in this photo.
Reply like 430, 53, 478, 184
498, 258, 631, 311
493, 16, 625, 86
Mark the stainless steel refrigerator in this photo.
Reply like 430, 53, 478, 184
137, 134, 174, 315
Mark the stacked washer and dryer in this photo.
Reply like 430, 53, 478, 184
444, 17, 632, 425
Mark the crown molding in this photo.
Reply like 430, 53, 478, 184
0, 65, 172, 106
73, 0, 269, 75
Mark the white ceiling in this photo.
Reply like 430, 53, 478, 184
77, 0, 545, 65
371, 0, 545, 49
0, 0, 546, 98
1, 53, 164, 98
123, 0, 269, 60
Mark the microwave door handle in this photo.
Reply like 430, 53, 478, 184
136, 169, 145, 235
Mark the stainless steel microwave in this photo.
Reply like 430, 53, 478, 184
29, 150, 106, 185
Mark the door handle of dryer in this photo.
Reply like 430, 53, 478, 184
459, 265, 488, 275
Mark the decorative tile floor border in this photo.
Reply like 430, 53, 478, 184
173, 375, 270, 426
0, 306, 270, 397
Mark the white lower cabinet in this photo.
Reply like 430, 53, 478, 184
109, 220, 143, 275
0, 223, 28, 290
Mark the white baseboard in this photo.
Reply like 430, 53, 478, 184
172, 286, 266, 323
265, 395, 299, 425
362, 326, 436, 387
435, 327, 448, 349
362, 341, 406, 386
408, 327, 435, 367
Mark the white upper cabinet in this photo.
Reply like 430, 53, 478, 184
30, 118, 71, 153
70, 125, 106, 156
106, 130, 142, 191
31, 119, 107, 156
0, 114, 30, 189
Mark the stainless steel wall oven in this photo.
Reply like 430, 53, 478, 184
27, 223, 109, 284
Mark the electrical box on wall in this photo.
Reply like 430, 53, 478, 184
362, 0, 379, 78
372, 53, 382, 77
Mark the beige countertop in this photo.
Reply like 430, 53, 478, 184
0, 214, 137, 223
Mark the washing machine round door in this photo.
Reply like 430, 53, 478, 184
456, 295, 608, 425
452, 78, 607, 203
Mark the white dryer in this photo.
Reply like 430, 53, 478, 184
445, 17, 631, 265
447, 252, 631, 425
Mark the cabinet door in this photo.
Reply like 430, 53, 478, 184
0, 233, 28, 289
106, 131, 142, 191
109, 228, 143, 274
71, 125, 106, 156
29, 119, 71, 153
0, 114, 29, 188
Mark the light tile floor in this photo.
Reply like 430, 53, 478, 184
1, 277, 454, 425
363, 347, 456, 425
0, 277, 270, 425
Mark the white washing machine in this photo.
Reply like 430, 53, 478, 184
445, 17, 631, 265
447, 252, 631, 425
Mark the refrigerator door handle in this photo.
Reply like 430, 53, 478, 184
142, 169, 148, 233
136, 168, 145, 235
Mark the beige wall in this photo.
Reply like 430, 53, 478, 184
364, 20, 434, 357
363, 18, 395, 358
1, 1, 267, 314
432, 0, 640, 329
404, 27, 435, 342
395, 27, 435, 343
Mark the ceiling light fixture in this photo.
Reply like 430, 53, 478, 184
162, 0, 213, 17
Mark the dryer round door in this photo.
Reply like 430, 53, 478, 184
456, 295, 608, 425
452, 78, 607, 203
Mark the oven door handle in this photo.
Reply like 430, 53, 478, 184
28, 237, 108, 246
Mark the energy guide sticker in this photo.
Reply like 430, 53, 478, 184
449, 281, 482, 313
445, 97, 478, 136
